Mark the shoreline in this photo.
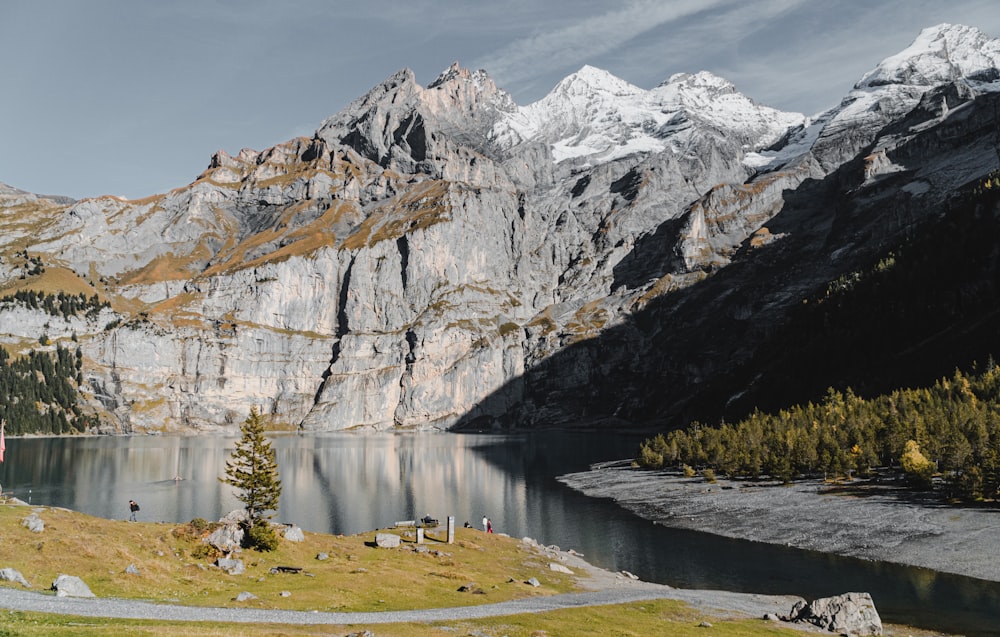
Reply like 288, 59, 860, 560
558, 462, 1000, 584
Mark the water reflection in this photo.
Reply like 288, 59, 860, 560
1, 431, 999, 634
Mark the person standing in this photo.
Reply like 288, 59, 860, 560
486, 518, 493, 534
482, 514, 488, 531
129, 499, 140, 522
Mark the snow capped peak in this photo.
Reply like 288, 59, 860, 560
553, 65, 643, 97
857, 23, 1000, 89
492, 65, 803, 167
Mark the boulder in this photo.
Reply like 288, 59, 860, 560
21, 512, 44, 533
124, 564, 140, 576
283, 525, 305, 542
235, 591, 257, 602
216, 558, 245, 575
375, 533, 401, 548
206, 524, 244, 553
525, 577, 541, 587
786, 592, 883, 636
51, 574, 95, 598
0, 567, 31, 588
548, 562, 573, 574
316, 552, 329, 561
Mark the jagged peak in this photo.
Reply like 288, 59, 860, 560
658, 70, 736, 92
857, 23, 1000, 89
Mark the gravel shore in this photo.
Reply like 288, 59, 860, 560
559, 462, 1000, 583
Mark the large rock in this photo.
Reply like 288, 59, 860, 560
375, 533, 401, 548
215, 557, 245, 575
786, 592, 883, 636
21, 512, 44, 533
206, 524, 244, 553
0, 567, 31, 588
51, 574, 95, 598
283, 525, 305, 542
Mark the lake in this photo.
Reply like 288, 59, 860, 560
1, 430, 998, 634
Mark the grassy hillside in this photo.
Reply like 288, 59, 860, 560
0, 503, 821, 636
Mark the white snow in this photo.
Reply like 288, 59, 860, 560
492, 66, 805, 166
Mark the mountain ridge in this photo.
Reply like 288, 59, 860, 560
1, 23, 998, 433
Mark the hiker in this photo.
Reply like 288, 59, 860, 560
129, 499, 140, 522
482, 514, 488, 531
487, 518, 493, 534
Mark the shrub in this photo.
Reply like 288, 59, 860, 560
701, 468, 717, 483
244, 519, 279, 552
682, 464, 696, 478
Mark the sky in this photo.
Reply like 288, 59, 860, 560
3, 0, 1000, 200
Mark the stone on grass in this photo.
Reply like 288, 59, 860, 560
548, 562, 573, 574
316, 552, 329, 561
375, 532, 401, 548
0, 568, 31, 588
124, 564, 140, 576
786, 592, 883, 636
280, 590, 291, 597
284, 525, 305, 542
216, 557, 245, 575
21, 513, 44, 533
206, 524, 244, 553
52, 574, 95, 598
235, 591, 257, 602
525, 577, 541, 587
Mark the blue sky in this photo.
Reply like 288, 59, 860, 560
3, 0, 1000, 200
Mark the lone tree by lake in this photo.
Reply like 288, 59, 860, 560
221, 406, 282, 550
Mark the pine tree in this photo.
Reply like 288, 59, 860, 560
221, 406, 282, 549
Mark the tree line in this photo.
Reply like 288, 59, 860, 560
637, 364, 1000, 502
0, 290, 110, 320
0, 345, 98, 435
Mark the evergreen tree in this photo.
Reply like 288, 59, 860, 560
220, 406, 282, 550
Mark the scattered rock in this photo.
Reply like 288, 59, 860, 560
345, 631, 374, 637
283, 525, 305, 542
280, 590, 291, 597
414, 545, 429, 553
216, 557, 245, 576
316, 552, 329, 561
620, 570, 639, 580
235, 591, 257, 602
786, 592, 883, 636
219, 510, 249, 526
0, 568, 31, 588
124, 564, 140, 576
698, 620, 713, 627
21, 512, 44, 533
762, 612, 780, 621
457, 582, 483, 593
525, 577, 541, 587
375, 533, 401, 548
51, 574, 95, 598
548, 562, 573, 574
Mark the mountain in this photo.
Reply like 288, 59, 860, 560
0, 24, 998, 433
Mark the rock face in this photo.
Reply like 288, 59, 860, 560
786, 592, 883, 636
375, 533, 401, 548
1, 25, 999, 432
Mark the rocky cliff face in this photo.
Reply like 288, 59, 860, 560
1, 24, 999, 432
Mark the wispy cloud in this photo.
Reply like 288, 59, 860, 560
470, 0, 738, 90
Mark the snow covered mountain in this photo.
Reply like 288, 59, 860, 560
0, 24, 998, 433
493, 65, 805, 167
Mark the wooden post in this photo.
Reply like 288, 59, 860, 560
447, 516, 455, 544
